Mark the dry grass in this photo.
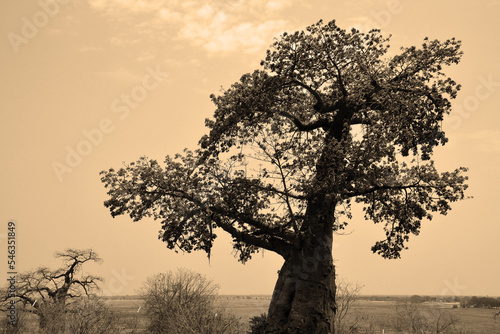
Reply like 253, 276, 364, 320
339, 300, 500, 334
0, 295, 474, 334
103, 296, 500, 333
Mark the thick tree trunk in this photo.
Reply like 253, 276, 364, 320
263, 131, 341, 333
265, 231, 336, 334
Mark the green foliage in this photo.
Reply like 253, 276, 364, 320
101, 19, 468, 261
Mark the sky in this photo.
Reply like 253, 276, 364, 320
1, 0, 499, 301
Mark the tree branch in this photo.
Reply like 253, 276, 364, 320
212, 215, 291, 258
163, 188, 295, 244
327, 53, 349, 98
279, 110, 330, 131
344, 181, 422, 198
275, 156, 299, 233
287, 79, 325, 111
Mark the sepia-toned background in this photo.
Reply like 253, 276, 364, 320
1, 0, 499, 298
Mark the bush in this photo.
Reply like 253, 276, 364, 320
335, 279, 364, 333
65, 296, 130, 334
0, 297, 131, 334
390, 300, 471, 334
140, 268, 244, 334
391, 300, 429, 333
249, 313, 267, 334
37, 302, 68, 334
0, 306, 33, 334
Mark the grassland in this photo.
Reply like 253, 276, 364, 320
104, 295, 500, 333
347, 300, 500, 333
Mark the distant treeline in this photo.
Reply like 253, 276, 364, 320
359, 295, 449, 303
101, 294, 273, 300
360, 294, 500, 309
218, 295, 272, 300
460, 296, 500, 309
101, 294, 500, 308
101, 295, 142, 300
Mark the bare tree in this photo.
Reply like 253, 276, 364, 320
334, 279, 364, 333
391, 300, 471, 334
139, 268, 243, 334
1, 249, 102, 329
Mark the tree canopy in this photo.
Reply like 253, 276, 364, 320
100, 19, 468, 263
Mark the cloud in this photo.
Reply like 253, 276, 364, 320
96, 67, 143, 83
345, 15, 387, 33
86, 0, 292, 54
79, 45, 104, 52
266, 0, 290, 11
137, 50, 156, 62
88, 0, 163, 13
203, 20, 287, 54
196, 4, 216, 19
109, 36, 141, 46
159, 8, 182, 23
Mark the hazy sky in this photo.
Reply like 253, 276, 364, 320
1, 0, 499, 300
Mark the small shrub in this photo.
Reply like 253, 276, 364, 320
65, 296, 127, 334
140, 268, 244, 334
37, 302, 67, 334
0, 296, 131, 334
0, 307, 33, 334
335, 279, 366, 334
249, 313, 267, 334
390, 300, 471, 334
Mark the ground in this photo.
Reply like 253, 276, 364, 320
103, 295, 500, 333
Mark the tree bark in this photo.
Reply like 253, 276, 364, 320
262, 131, 340, 333
265, 229, 336, 334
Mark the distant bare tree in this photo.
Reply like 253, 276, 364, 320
334, 279, 363, 333
391, 300, 471, 334
1, 249, 102, 330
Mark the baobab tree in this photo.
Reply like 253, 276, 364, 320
2, 249, 102, 328
100, 20, 468, 333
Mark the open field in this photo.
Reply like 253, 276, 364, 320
216, 295, 272, 322
347, 300, 500, 333
104, 296, 500, 333
103, 295, 271, 333
104, 298, 149, 332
